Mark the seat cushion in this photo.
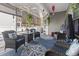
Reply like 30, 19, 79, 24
16, 38, 24, 42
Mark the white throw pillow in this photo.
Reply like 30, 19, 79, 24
8, 33, 17, 39
73, 39, 78, 43
60, 30, 63, 33
66, 39, 79, 56
8, 33, 13, 39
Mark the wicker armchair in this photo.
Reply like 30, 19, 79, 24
2, 30, 25, 52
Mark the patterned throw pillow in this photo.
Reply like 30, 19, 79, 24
12, 33, 17, 39
8, 33, 17, 39
8, 33, 13, 39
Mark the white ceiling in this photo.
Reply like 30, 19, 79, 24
41, 3, 69, 12
10, 3, 47, 18
10, 3, 69, 18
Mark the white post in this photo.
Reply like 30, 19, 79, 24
15, 8, 18, 32
39, 10, 44, 34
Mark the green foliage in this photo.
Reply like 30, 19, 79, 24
26, 14, 33, 26
47, 16, 51, 25
70, 4, 78, 11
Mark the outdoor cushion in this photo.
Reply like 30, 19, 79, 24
8, 33, 13, 39
8, 33, 17, 39
66, 39, 79, 56
16, 38, 24, 42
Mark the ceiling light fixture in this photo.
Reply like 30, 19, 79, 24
49, 5, 55, 15
52, 5, 55, 15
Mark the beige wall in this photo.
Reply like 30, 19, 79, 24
48, 11, 66, 33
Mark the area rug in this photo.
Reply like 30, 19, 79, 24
21, 43, 47, 56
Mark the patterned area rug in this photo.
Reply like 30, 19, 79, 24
0, 35, 55, 56
0, 43, 47, 56
21, 43, 47, 56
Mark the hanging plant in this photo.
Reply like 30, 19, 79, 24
70, 4, 77, 12
27, 14, 33, 26
47, 15, 51, 25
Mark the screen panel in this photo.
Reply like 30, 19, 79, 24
74, 19, 79, 35
0, 12, 16, 33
